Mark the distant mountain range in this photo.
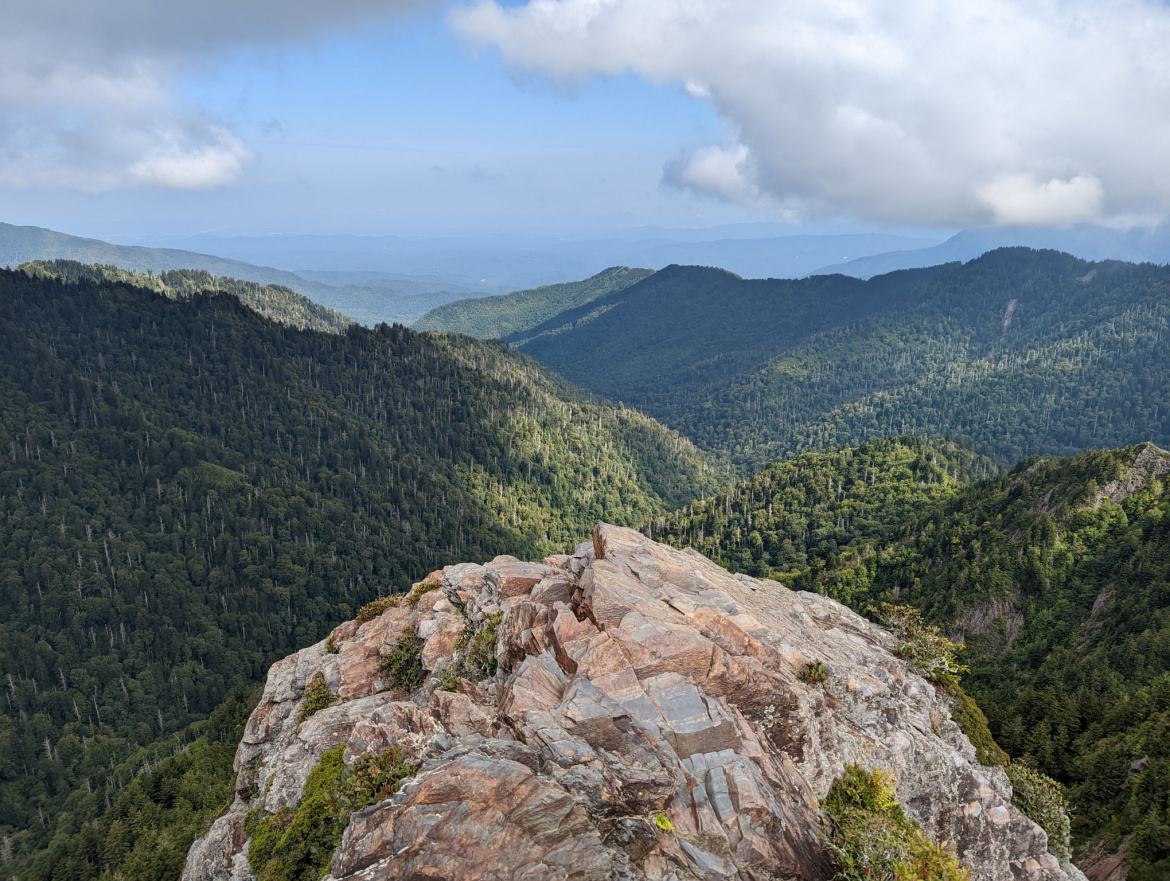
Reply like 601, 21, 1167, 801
811, 222, 1170, 278
8, 219, 1170, 333
0, 223, 481, 325
151, 229, 943, 288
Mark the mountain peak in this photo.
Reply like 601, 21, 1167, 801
184, 524, 1078, 881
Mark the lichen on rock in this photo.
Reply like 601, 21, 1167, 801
182, 524, 1083, 881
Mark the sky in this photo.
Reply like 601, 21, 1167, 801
2, 0, 1169, 242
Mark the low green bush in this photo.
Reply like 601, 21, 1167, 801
879, 604, 968, 681
458, 611, 503, 680
433, 659, 464, 693
406, 579, 442, 608
824, 765, 969, 881
799, 660, 830, 685
334, 746, 419, 813
297, 672, 335, 725
1007, 763, 1071, 857
380, 626, 427, 692
355, 595, 402, 624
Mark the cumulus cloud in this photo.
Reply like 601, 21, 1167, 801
0, 0, 419, 191
452, 0, 1170, 227
664, 145, 760, 206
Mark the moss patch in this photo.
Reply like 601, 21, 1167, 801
824, 765, 969, 881
936, 675, 1009, 767
244, 745, 347, 881
244, 745, 418, 881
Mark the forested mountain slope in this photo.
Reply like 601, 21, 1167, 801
413, 266, 652, 340
649, 435, 997, 588
657, 440, 1170, 877
518, 263, 941, 418
874, 443, 1170, 879
0, 269, 717, 877
519, 249, 1170, 470
19, 260, 351, 333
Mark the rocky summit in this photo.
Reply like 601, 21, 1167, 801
182, 524, 1082, 881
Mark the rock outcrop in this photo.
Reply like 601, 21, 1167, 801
183, 524, 1083, 881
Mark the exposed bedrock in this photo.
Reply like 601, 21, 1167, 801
183, 524, 1081, 881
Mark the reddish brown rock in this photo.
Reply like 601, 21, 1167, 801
1077, 837, 1129, 881
184, 524, 1084, 881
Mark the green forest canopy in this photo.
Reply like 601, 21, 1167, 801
19, 260, 352, 334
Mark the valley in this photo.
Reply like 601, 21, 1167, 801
1, 246, 1168, 881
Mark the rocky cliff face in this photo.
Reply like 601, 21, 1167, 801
183, 524, 1082, 881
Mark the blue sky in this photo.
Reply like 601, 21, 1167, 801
2, 0, 1169, 244
0, 6, 762, 240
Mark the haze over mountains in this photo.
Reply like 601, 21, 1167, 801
157, 228, 943, 288
9, 219, 1170, 332
0, 223, 484, 327
813, 222, 1170, 279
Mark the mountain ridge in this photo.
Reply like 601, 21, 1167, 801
0, 222, 480, 326
511, 248, 1170, 470
413, 266, 653, 340
18, 259, 352, 334
810, 224, 1170, 279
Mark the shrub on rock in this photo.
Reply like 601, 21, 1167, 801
1006, 763, 1071, 857
379, 626, 426, 692
355, 595, 401, 624
825, 765, 969, 881
879, 604, 968, 681
296, 672, 334, 725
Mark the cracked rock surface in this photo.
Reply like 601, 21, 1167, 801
183, 524, 1082, 881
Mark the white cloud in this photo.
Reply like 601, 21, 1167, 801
128, 129, 254, 191
978, 174, 1105, 227
664, 145, 758, 205
452, 0, 1170, 227
0, 0, 419, 192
